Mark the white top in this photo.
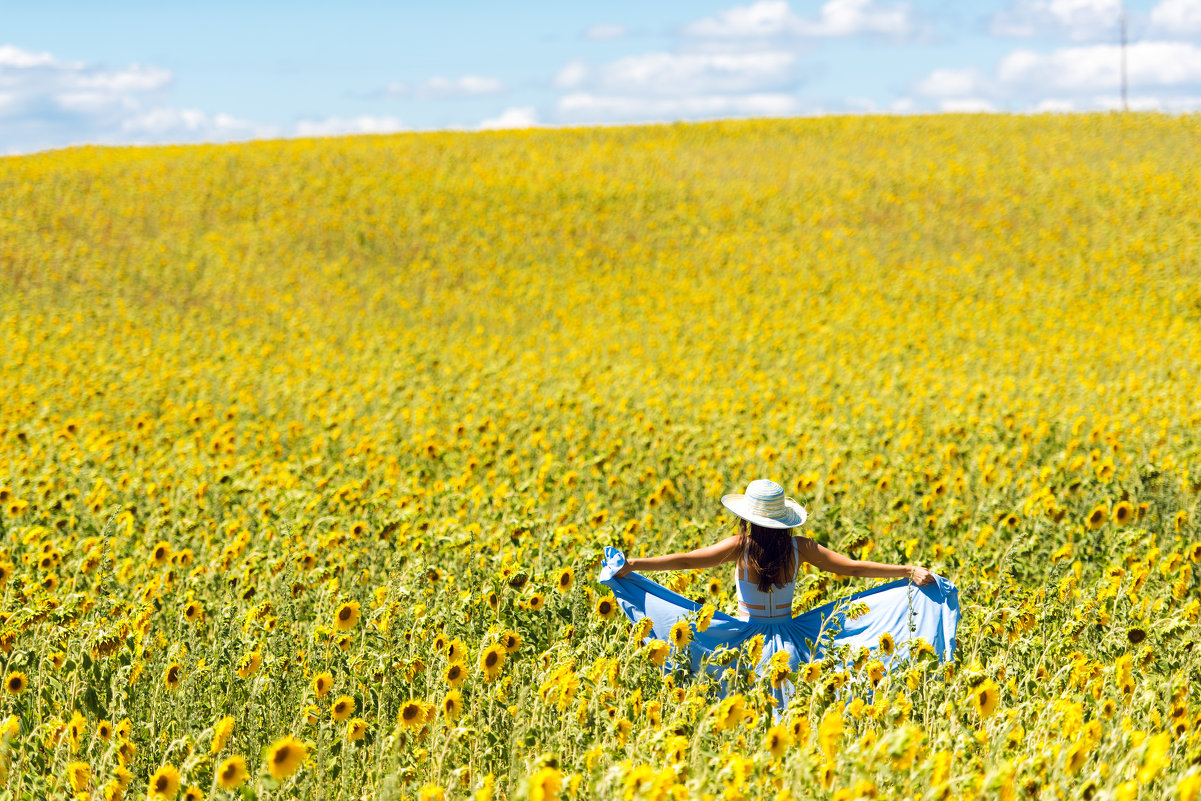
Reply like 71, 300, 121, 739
734, 537, 800, 621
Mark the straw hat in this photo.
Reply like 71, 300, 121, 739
721, 479, 807, 529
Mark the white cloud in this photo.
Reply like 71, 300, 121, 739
553, 51, 797, 96
478, 106, 539, 130
584, 24, 628, 40
294, 115, 407, 137
556, 92, 798, 122
0, 44, 57, 68
915, 67, 989, 97
380, 75, 504, 99
1093, 93, 1201, 111
938, 98, 997, 112
0, 43, 278, 152
553, 61, 589, 90
1150, 0, 1201, 33
911, 38, 1201, 114
684, 0, 917, 39
1029, 97, 1077, 111
998, 41, 1201, 91
122, 108, 270, 138
990, 0, 1121, 41
422, 75, 504, 97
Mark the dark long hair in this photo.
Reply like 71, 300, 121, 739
737, 519, 797, 592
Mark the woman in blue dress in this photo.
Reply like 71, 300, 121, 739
597, 478, 960, 711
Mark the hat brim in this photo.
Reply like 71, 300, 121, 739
721, 494, 808, 529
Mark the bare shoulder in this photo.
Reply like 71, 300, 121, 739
792, 534, 819, 560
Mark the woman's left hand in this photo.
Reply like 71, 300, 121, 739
615, 560, 634, 578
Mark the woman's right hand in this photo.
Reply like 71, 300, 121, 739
908, 566, 935, 586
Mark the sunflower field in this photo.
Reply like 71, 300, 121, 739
1, 113, 1200, 801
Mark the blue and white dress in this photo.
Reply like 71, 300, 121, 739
597, 542, 960, 711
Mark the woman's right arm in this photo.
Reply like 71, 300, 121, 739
615, 534, 741, 576
796, 536, 934, 585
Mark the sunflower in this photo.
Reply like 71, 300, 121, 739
211, 716, 235, 754
1112, 500, 1134, 526
713, 694, 746, 732
96, 719, 113, 741
67, 761, 91, 792
68, 710, 87, 752
264, 736, 307, 781
182, 787, 204, 801
4, 672, 27, 695
183, 601, 204, 623
331, 695, 356, 722
879, 632, 895, 656
555, 567, 575, 593
1086, 504, 1108, 529
528, 766, 563, 801
500, 631, 522, 653
595, 595, 617, 620
418, 785, 446, 801
445, 662, 468, 687
333, 600, 361, 631
1127, 627, 1146, 645
312, 671, 333, 698
214, 755, 247, 790
1064, 739, 1090, 774
399, 699, 425, 730
665, 735, 688, 764
147, 764, 181, 800
669, 620, 692, 650
235, 651, 262, 679
790, 715, 812, 743
480, 643, 507, 681
346, 718, 368, 742
645, 640, 670, 667
968, 679, 1000, 719
163, 661, 182, 691
801, 661, 822, 682
764, 724, 792, 760
526, 593, 545, 612
151, 541, 171, 567
443, 690, 464, 721
485, 590, 500, 611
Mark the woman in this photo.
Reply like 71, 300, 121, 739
598, 478, 959, 710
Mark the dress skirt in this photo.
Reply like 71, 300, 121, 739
597, 546, 961, 711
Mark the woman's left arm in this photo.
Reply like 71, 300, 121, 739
614, 535, 741, 577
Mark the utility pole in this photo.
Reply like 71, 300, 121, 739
1120, 1, 1128, 111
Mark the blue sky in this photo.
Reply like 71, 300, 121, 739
3, 0, 1200, 154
